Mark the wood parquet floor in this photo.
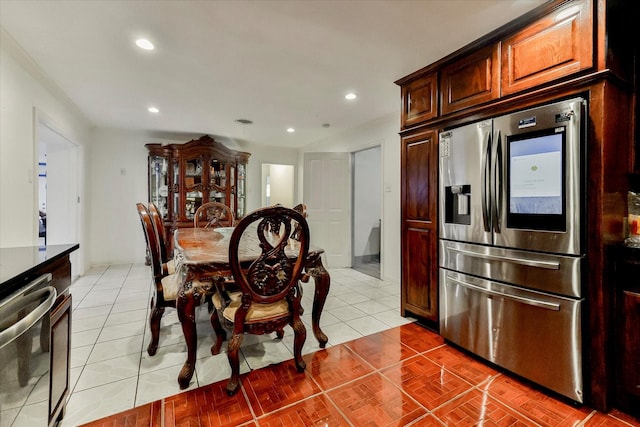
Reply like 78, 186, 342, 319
80, 323, 640, 427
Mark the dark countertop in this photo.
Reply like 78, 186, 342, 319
0, 243, 79, 299
611, 242, 640, 258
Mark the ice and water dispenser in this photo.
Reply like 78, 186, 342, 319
444, 184, 471, 225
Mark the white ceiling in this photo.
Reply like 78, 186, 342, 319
0, 0, 546, 148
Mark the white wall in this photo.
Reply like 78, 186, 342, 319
88, 128, 151, 265
299, 112, 401, 282
0, 29, 90, 272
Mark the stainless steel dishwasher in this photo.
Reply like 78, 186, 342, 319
0, 274, 56, 426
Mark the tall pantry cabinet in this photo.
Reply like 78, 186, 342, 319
400, 129, 438, 322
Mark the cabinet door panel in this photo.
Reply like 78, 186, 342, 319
402, 131, 437, 221
621, 290, 640, 397
50, 294, 71, 424
441, 43, 500, 115
501, 0, 592, 95
402, 226, 438, 321
401, 72, 438, 128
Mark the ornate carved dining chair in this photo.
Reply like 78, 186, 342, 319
136, 203, 181, 356
292, 203, 307, 241
210, 205, 310, 395
148, 202, 175, 274
193, 201, 235, 228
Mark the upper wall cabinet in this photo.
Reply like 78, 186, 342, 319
501, 0, 593, 96
396, 0, 600, 125
400, 72, 438, 129
441, 43, 501, 115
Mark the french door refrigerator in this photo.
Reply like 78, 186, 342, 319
439, 96, 587, 403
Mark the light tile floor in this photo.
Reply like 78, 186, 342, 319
59, 263, 412, 427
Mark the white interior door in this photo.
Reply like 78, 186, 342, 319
303, 152, 350, 268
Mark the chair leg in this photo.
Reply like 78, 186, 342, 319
276, 328, 284, 339
292, 316, 307, 372
147, 298, 165, 356
210, 310, 226, 355
226, 331, 244, 395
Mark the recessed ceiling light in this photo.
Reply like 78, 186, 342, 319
136, 38, 155, 50
148, 107, 159, 113
235, 119, 253, 125
345, 92, 357, 100
286, 128, 295, 133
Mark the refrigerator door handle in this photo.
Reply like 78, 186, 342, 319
481, 131, 491, 232
447, 275, 561, 311
446, 246, 561, 269
492, 130, 502, 233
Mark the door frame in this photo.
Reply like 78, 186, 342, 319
34, 108, 83, 277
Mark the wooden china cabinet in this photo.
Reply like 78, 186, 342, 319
145, 135, 250, 256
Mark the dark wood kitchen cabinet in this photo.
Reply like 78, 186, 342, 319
500, 0, 593, 96
25, 248, 75, 426
398, 0, 597, 120
441, 43, 500, 115
400, 129, 438, 323
396, 0, 637, 412
400, 71, 438, 129
0, 244, 78, 426
50, 292, 71, 424
613, 246, 640, 418
35, 251, 74, 426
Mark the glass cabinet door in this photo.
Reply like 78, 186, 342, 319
172, 159, 180, 220
184, 157, 203, 220
208, 160, 228, 204
237, 163, 246, 217
149, 156, 169, 217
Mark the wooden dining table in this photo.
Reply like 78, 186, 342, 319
172, 227, 330, 389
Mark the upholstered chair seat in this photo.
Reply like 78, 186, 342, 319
212, 291, 290, 323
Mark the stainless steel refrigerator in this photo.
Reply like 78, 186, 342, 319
439, 96, 587, 403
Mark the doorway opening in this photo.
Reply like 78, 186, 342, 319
352, 146, 381, 279
36, 121, 79, 245
38, 149, 47, 245
261, 164, 294, 207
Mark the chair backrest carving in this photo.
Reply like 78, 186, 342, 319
229, 206, 309, 306
136, 203, 163, 279
193, 202, 235, 228
148, 203, 168, 263
291, 203, 307, 241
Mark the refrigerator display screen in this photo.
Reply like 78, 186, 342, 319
507, 128, 566, 231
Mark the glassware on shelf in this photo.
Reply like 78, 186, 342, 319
146, 135, 250, 227
626, 191, 640, 247
149, 156, 169, 218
